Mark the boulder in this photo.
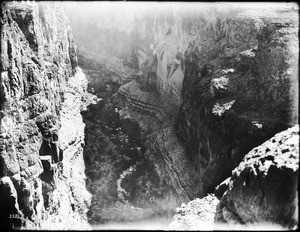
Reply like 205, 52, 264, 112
215, 125, 299, 229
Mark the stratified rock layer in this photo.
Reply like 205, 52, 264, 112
0, 2, 92, 229
215, 125, 299, 229
116, 3, 298, 200
114, 80, 202, 202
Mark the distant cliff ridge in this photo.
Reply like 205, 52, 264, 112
0, 2, 93, 229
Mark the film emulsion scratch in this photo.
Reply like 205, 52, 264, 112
0, 1, 298, 230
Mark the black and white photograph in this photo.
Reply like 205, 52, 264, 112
0, 1, 299, 230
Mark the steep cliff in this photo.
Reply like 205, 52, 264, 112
119, 3, 298, 198
0, 2, 92, 229
176, 4, 299, 196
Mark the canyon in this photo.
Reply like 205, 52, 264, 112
0, 1, 298, 230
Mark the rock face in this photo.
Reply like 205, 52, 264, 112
0, 2, 92, 229
215, 125, 299, 229
176, 5, 299, 195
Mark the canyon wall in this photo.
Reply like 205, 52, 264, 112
176, 5, 299, 195
0, 2, 92, 229
120, 3, 298, 197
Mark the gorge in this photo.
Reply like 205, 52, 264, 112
0, 1, 299, 230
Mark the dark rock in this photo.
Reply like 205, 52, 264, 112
214, 177, 230, 200
215, 125, 299, 229
176, 6, 298, 196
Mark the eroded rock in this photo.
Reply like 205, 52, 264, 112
215, 125, 299, 229
0, 2, 92, 229
168, 194, 220, 230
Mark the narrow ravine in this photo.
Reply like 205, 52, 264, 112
80, 63, 173, 226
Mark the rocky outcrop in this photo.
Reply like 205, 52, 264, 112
215, 125, 299, 229
169, 125, 298, 230
168, 194, 220, 230
0, 2, 92, 229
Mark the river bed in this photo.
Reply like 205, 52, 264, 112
81, 78, 174, 225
